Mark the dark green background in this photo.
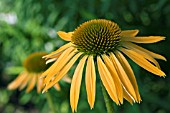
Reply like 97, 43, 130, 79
0, 0, 170, 113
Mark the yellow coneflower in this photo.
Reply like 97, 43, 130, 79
8, 52, 71, 93
41, 19, 166, 112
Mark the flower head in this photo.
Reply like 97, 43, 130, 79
8, 52, 70, 93
41, 19, 166, 112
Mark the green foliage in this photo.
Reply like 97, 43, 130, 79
0, 0, 170, 113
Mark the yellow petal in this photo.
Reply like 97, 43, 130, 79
123, 42, 161, 69
26, 74, 37, 93
70, 56, 87, 112
120, 48, 165, 76
57, 31, 73, 41
121, 36, 165, 43
62, 74, 72, 83
102, 54, 123, 104
19, 75, 31, 90
123, 88, 134, 104
45, 52, 61, 60
42, 52, 82, 93
120, 30, 139, 37
109, 53, 137, 101
97, 56, 119, 104
115, 51, 141, 102
44, 47, 75, 84
8, 72, 27, 90
85, 56, 96, 109
43, 42, 72, 59
37, 74, 44, 93
121, 42, 166, 61
54, 83, 61, 91
46, 58, 58, 64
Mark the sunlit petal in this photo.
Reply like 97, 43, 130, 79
46, 58, 58, 64
45, 52, 62, 60
123, 87, 134, 104
70, 56, 87, 112
57, 31, 73, 41
121, 42, 166, 61
44, 47, 75, 84
122, 36, 165, 43
42, 52, 82, 93
102, 54, 123, 104
122, 42, 161, 69
86, 56, 96, 109
115, 51, 141, 102
97, 56, 119, 104
120, 48, 165, 76
120, 30, 139, 37
43, 42, 73, 59
110, 53, 137, 101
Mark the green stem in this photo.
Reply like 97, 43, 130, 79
46, 92, 57, 113
101, 82, 115, 113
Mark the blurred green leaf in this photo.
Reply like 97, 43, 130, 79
19, 93, 32, 105
5, 66, 24, 75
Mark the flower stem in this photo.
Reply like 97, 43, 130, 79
46, 92, 57, 113
101, 82, 115, 113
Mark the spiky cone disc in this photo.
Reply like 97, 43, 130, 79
71, 19, 121, 55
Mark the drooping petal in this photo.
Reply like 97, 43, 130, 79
57, 31, 73, 41
42, 52, 82, 93
120, 42, 166, 61
109, 53, 137, 101
44, 48, 76, 84
123, 87, 134, 104
46, 58, 58, 64
122, 42, 161, 69
85, 56, 96, 109
115, 51, 141, 102
70, 56, 87, 112
102, 54, 123, 104
97, 56, 119, 104
43, 42, 73, 59
121, 36, 165, 43
19, 74, 31, 90
8, 72, 27, 90
44, 47, 75, 84
45, 52, 62, 60
26, 74, 37, 93
120, 30, 139, 37
120, 48, 165, 76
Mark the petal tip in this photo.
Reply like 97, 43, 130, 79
42, 88, 47, 94
162, 57, 167, 61
42, 56, 46, 58
56, 31, 62, 34
57, 31, 72, 41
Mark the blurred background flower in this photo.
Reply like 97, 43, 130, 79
0, 0, 170, 113
7, 52, 70, 93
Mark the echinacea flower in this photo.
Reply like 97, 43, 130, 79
41, 19, 166, 112
8, 52, 71, 93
